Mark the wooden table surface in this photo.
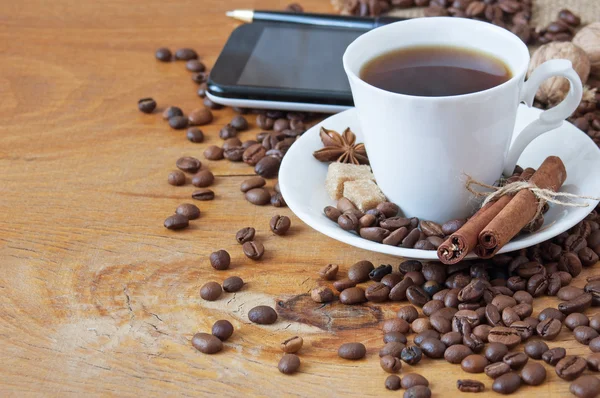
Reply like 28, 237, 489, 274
1, 0, 599, 396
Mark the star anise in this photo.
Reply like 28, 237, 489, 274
312, 127, 369, 165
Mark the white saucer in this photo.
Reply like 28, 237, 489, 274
279, 105, 600, 260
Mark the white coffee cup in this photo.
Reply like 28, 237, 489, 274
343, 17, 582, 223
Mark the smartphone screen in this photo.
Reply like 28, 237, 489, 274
236, 26, 362, 93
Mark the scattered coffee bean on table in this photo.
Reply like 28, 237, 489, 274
520, 362, 546, 386
281, 336, 303, 353
401, 346, 422, 365
209, 250, 230, 270
138, 97, 156, 113
382, 318, 410, 334
461, 354, 489, 373
211, 320, 233, 341
192, 170, 214, 187
385, 332, 407, 344
524, 340, 548, 359
503, 352, 528, 369
155, 47, 172, 62
254, 156, 280, 178
188, 108, 213, 126
338, 342, 366, 360
565, 313, 590, 330
445, 344, 473, 364
176, 156, 201, 173
222, 276, 244, 293
169, 115, 189, 130
245, 188, 270, 205
204, 145, 224, 160
174, 48, 198, 60
164, 214, 189, 230
340, 287, 366, 305
230, 115, 249, 131
242, 241, 264, 260
588, 353, 600, 371
348, 260, 374, 283
401, 373, 429, 389
485, 362, 511, 379
270, 215, 291, 235
385, 375, 401, 391
485, 342, 509, 363
176, 203, 200, 220
236, 227, 256, 244
191, 332, 222, 354
570, 375, 600, 398
542, 347, 566, 365
248, 305, 277, 324
404, 385, 431, 398
278, 353, 300, 374
240, 176, 266, 192
192, 189, 215, 201
200, 281, 222, 301
492, 372, 521, 394
311, 286, 334, 303
168, 170, 186, 186
380, 355, 402, 373
162, 106, 183, 120
319, 264, 338, 280
379, 342, 405, 359
556, 356, 588, 381
186, 127, 204, 143
457, 379, 485, 393
333, 278, 356, 292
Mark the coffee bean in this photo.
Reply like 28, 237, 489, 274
591, 337, 600, 353
197, 83, 207, 98
245, 188, 270, 205
365, 283, 390, 302
485, 362, 511, 379
488, 326, 521, 348
333, 278, 356, 292
256, 114, 275, 130
574, 326, 599, 345
491, 295, 517, 312
404, 385, 431, 398
579, 247, 599, 267
461, 354, 489, 373
474, 325, 492, 342
558, 9, 581, 26
556, 356, 588, 381
520, 362, 546, 386
385, 375, 402, 391
502, 307, 520, 326
188, 108, 213, 126
376, 328, 401, 345
359, 227, 389, 242
169, 115, 189, 130
380, 354, 402, 373
588, 352, 600, 370
340, 287, 366, 305
185, 59, 205, 72
592, 315, 600, 332
405, 271, 425, 286
441, 331, 463, 347
276, 353, 301, 375
270, 215, 291, 235
492, 372, 521, 394
401, 346, 423, 365
200, 281, 222, 301
542, 347, 566, 365
401, 373, 429, 389
323, 206, 342, 223
369, 264, 392, 282
248, 305, 277, 324
273, 118, 290, 132
513, 290, 533, 304
442, 219, 466, 235
420, 220, 444, 237
527, 273, 548, 297
380, 217, 411, 231
191, 332, 222, 354
463, 329, 484, 353
512, 303, 533, 319
559, 293, 592, 315
420, 337, 446, 359
167, 170, 186, 186
191, 170, 214, 188
255, 156, 280, 178
155, 47, 172, 62
203, 145, 223, 161
538, 307, 565, 322
176, 203, 200, 220
241, 144, 266, 166
382, 318, 410, 334
524, 340, 548, 359
176, 156, 201, 173
309, 286, 333, 303
566, 313, 590, 330
138, 97, 156, 113
458, 279, 486, 302
223, 276, 244, 293
401, 228, 421, 248
457, 379, 485, 393
389, 278, 414, 301
219, 124, 237, 140
423, 300, 445, 317
559, 252, 583, 277
212, 320, 233, 341
162, 106, 183, 120
485, 342, 509, 363
536, 318, 562, 340
281, 336, 303, 353
337, 212, 358, 232
380, 341, 405, 358
174, 48, 197, 60
503, 352, 528, 369
412, 318, 432, 334
338, 342, 366, 360
406, 286, 430, 307
242, 241, 265, 260
445, 344, 473, 364
430, 314, 452, 334
414, 330, 440, 347
191, 189, 214, 201
164, 214, 189, 230
234, 228, 255, 245
209, 250, 230, 270
570, 375, 600, 398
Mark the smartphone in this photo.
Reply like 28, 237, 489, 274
207, 22, 364, 113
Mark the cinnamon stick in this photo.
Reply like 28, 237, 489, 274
436, 168, 536, 265
475, 156, 567, 258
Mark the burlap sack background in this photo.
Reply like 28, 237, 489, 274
387, 0, 600, 26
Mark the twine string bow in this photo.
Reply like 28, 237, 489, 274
465, 176, 600, 222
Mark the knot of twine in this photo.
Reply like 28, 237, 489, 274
465, 176, 600, 222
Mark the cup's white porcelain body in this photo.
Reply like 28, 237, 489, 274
343, 17, 582, 223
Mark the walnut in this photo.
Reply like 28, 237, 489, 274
573, 22, 600, 78
527, 42, 591, 105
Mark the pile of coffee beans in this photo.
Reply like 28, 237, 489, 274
537, 9, 581, 44
331, 0, 536, 44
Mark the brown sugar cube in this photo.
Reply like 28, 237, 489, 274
325, 162, 374, 200
343, 179, 387, 212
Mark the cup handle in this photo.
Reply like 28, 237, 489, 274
503, 59, 583, 176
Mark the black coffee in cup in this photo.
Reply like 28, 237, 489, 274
360, 45, 512, 97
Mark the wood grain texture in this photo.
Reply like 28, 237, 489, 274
0, 0, 598, 396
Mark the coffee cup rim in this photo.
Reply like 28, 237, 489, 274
343, 17, 531, 101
